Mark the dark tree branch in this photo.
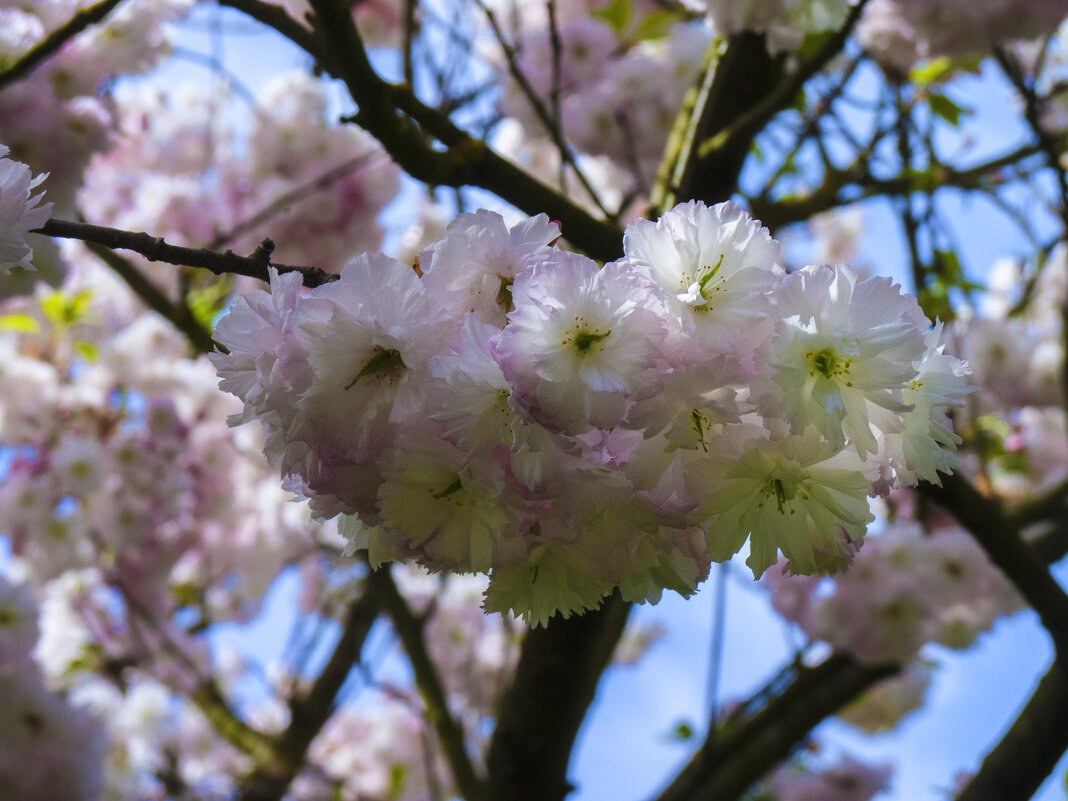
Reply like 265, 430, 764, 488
646, 469, 1068, 801
486, 593, 631, 801
921, 472, 1068, 658
956, 659, 1068, 801
0, 0, 125, 92
218, 0, 322, 56
83, 242, 219, 356
748, 141, 1047, 231
36, 218, 337, 287
649, 653, 897, 801
368, 568, 486, 801
237, 589, 382, 801
652, 32, 786, 213
694, 0, 870, 167
234, 0, 623, 262
653, 3, 866, 214
1011, 479, 1068, 531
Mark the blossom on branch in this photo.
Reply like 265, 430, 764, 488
212, 202, 970, 623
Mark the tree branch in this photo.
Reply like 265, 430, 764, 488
237, 589, 382, 801
83, 241, 219, 356
694, 0, 870, 167
748, 141, 1046, 231
485, 593, 631, 801
921, 472, 1068, 658
218, 0, 322, 56
956, 658, 1068, 801
649, 653, 896, 801
646, 468, 1068, 801
286, 0, 625, 261
0, 0, 125, 92
368, 567, 486, 801
36, 218, 337, 287
652, 31, 785, 213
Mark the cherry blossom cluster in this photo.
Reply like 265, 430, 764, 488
942, 247, 1068, 502
0, 262, 326, 628
691, 0, 851, 53
79, 70, 399, 278
758, 753, 892, 801
765, 521, 1022, 665
836, 660, 932, 733
0, 0, 192, 212
212, 200, 971, 624
857, 0, 1068, 72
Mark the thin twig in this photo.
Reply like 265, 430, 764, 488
36, 218, 337, 287
83, 241, 220, 355
238, 588, 382, 801
0, 0, 125, 92
208, 153, 380, 250
472, 0, 613, 218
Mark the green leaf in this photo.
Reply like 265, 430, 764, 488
389, 763, 408, 800
928, 92, 967, 127
0, 313, 40, 333
909, 56, 955, 86
634, 9, 678, 41
187, 277, 233, 331
590, 0, 631, 33
933, 249, 984, 292
73, 341, 99, 362
41, 289, 93, 327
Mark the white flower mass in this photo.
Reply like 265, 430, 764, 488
213, 201, 972, 624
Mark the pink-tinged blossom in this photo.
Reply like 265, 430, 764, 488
765, 523, 1022, 662
377, 436, 519, 573
0, 144, 52, 273
0, 665, 107, 801
754, 265, 929, 456
809, 576, 932, 664
690, 428, 874, 578
693, 0, 852, 53
877, 322, 972, 486
0, 574, 38, 663
623, 200, 780, 364
295, 253, 452, 460
766, 754, 892, 801
429, 313, 522, 454
859, 0, 1068, 66
420, 210, 561, 327
838, 661, 933, 733
493, 251, 666, 434
210, 267, 308, 428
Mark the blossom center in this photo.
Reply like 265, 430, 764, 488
807, 346, 852, 382
346, 347, 405, 389
562, 319, 612, 357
